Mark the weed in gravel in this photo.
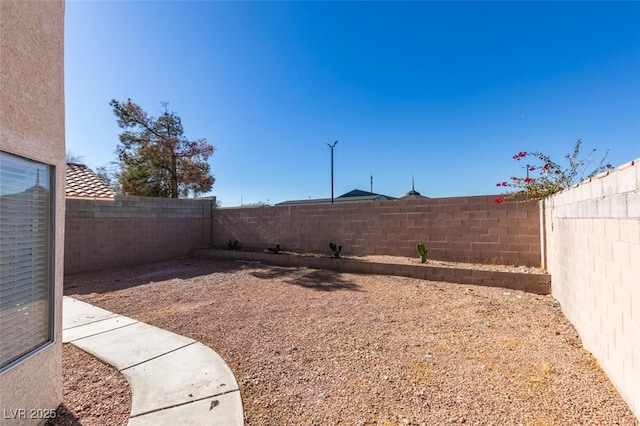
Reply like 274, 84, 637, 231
329, 242, 342, 258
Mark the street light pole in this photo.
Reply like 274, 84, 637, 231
327, 140, 338, 204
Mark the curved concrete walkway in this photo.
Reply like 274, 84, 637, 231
62, 296, 244, 425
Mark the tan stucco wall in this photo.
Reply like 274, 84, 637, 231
0, 1, 65, 424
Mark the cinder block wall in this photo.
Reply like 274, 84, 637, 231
65, 196, 215, 274
543, 159, 640, 418
214, 195, 541, 266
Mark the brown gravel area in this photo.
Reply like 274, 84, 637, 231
47, 344, 131, 426
64, 258, 638, 425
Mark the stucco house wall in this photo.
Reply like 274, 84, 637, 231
0, 1, 65, 424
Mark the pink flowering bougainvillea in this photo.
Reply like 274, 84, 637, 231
496, 139, 613, 203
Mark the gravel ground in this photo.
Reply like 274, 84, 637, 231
48, 344, 131, 426
64, 258, 638, 425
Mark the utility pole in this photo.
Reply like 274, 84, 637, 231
370, 174, 373, 193
327, 140, 338, 204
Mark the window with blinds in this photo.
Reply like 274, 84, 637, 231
0, 151, 54, 372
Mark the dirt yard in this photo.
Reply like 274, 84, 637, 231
49, 344, 131, 426
63, 258, 638, 425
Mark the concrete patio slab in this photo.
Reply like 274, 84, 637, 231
124, 342, 239, 417
127, 392, 244, 426
63, 315, 139, 343
63, 296, 117, 328
70, 321, 196, 370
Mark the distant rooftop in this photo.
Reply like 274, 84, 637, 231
275, 180, 430, 206
275, 189, 396, 206
66, 163, 115, 199
400, 177, 428, 199
338, 189, 391, 198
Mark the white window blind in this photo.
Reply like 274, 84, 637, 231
0, 152, 54, 371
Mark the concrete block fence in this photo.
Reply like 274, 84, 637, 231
213, 195, 542, 267
543, 159, 640, 418
64, 196, 215, 274
65, 194, 541, 274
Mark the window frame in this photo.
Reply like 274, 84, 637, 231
0, 150, 56, 373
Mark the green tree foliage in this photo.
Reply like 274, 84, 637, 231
110, 99, 215, 198
495, 139, 613, 203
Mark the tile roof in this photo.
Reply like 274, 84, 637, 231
66, 163, 115, 198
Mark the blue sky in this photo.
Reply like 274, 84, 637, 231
65, 1, 640, 206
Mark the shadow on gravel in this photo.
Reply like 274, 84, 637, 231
250, 266, 361, 292
45, 405, 81, 426
64, 258, 246, 296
